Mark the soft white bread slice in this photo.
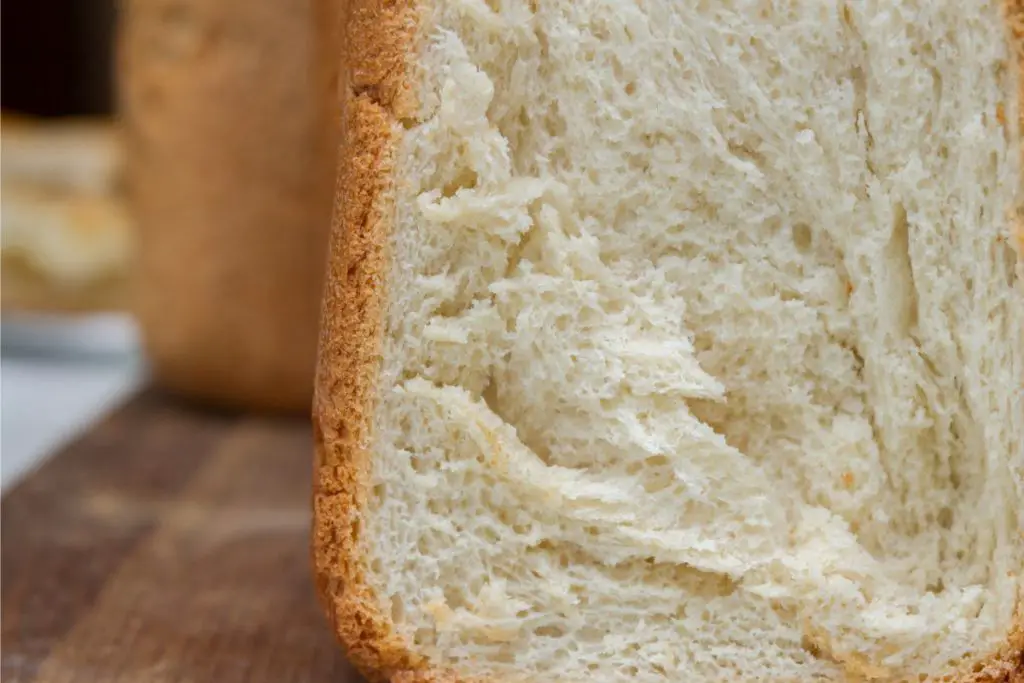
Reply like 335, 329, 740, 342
314, 1, 1024, 681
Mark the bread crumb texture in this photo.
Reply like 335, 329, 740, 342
321, 1, 1024, 681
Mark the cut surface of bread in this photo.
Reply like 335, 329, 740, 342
315, 1, 1024, 681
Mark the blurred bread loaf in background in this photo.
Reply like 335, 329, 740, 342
119, 0, 339, 413
1, 114, 133, 313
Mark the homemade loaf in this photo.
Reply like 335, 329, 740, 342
119, 0, 337, 412
314, 1, 1024, 681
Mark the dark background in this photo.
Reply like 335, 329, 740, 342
2, 0, 118, 117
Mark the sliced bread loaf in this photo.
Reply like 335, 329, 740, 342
315, 1, 1024, 680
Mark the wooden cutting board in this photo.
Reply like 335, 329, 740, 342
1, 390, 363, 683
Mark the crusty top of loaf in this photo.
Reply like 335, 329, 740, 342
314, 1, 1024, 681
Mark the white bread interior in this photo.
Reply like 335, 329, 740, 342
359, 1, 1023, 680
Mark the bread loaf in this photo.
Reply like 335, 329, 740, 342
315, 1, 1024, 680
120, 0, 337, 412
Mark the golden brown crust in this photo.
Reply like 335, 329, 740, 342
313, 1, 1024, 681
312, 1, 424, 681
997, 9, 1024, 678
947, 602, 1023, 683
1010, 1, 1024, 130
1008, 0, 1024, 255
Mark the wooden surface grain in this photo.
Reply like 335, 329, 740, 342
2, 391, 362, 683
